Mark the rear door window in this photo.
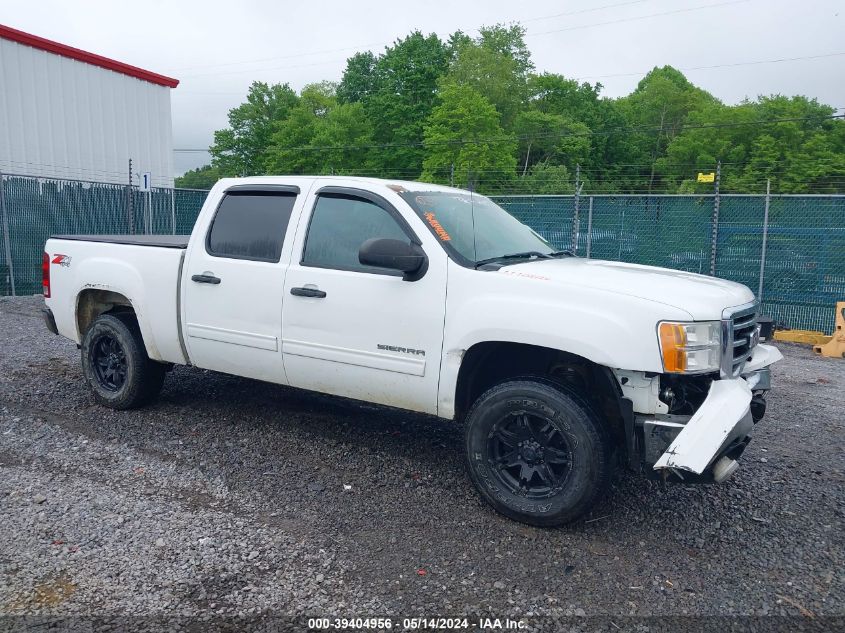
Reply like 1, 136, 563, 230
207, 191, 297, 262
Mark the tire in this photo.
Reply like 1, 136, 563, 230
464, 378, 612, 527
81, 313, 165, 410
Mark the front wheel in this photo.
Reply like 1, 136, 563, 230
464, 379, 612, 527
81, 313, 165, 410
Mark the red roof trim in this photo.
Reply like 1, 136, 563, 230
0, 23, 179, 88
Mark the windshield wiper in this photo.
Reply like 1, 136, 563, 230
549, 250, 574, 257
474, 251, 554, 269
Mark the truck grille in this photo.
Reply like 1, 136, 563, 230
721, 303, 759, 377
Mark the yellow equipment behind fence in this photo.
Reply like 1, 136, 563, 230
774, 330, 832, 345
813, 302, 845, 359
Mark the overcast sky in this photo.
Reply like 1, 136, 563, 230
3, 0, 843, 175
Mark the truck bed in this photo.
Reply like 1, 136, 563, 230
50, 235, 189, 249
45, 234, 188, 365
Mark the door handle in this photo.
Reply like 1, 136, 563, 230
290, 286, 326, 298
191, 273, 221, 285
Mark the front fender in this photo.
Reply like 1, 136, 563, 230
436, 288, 692, 419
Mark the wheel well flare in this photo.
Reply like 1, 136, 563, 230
454, 341, 626, 445
76, 289, 135, 338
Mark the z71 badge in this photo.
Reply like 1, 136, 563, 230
51, 254, 71, 267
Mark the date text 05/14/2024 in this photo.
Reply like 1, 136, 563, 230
307, 617, 526, 630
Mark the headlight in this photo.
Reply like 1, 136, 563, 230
658, 321, 721, 373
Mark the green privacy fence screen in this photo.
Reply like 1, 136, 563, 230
0, 174, 208, 297
491, 193, 845, 333
1, 173, 843, 333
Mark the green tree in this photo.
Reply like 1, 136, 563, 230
175, 165, 220, 189
663, 95, 844, 193
618, 66, 717, 191
361, 32, 450, 176
266, 83, 375, 175
526, 73, 634, 179
475, 23, 533, 76
517, 163, 575, 194
336, 52, 377, 103
266, 82, 340, 174
446, 24, 533, 130
529, 73, 603, 120
308, 102, 375, 174
659, 100, 756, 191
209, 81, 298, 176
513, 110, 590, 175
783, 128, 845, 193
421, 82, 517, 192
196, 26, 844, 194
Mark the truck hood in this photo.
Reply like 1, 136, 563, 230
502, 257, 755, 320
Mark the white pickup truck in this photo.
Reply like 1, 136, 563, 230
42, 176, 782, 526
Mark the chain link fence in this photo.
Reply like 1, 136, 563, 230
1, 172, 843, 333
0, 173, 207, 296
492, 193, 845, 333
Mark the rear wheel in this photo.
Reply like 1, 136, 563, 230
81, 313, 165, 410
464, 379, 611, 527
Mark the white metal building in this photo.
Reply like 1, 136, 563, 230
0, 24, 179, 187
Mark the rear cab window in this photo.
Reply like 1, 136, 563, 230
207, 190, 298, 262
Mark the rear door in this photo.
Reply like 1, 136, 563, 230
281, 186, 447, 414
182, 184, 305, 383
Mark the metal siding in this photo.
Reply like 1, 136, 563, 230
0, 38, 174, 187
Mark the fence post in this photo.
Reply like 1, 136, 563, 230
146, 189, 152, 234
708, 161, 721, 276
572, 164, 581, 253
171, 188, 176, 235
586, 196, 594, 258
757, 178, 771, 302
0, 173, 16, 296
127, 158, 134, 234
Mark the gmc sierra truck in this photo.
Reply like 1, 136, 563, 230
42, 176, 782, 526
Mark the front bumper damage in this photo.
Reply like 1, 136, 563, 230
629, 343, 783, 482
652, 378, 754, 477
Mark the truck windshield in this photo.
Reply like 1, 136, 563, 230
401, 191, 555, 266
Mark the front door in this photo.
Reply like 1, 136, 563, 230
182, 184, 304, 384
282, 187, 447, 414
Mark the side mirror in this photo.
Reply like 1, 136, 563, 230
359, 238, 428, 281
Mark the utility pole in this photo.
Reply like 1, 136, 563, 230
709, 160, 721, 276
450, 163, 455, 187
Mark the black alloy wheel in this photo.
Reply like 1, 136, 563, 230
81, 313, 166, 410
91, 333, 128, 392
464, 378, 612, 527
487, 410, 574, 499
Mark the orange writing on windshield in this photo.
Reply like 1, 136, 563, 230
424, 212, 451, 241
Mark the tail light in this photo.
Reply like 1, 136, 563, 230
42, 251, 50, 298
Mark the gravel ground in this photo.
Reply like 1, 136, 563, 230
0, 295, 842, 626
